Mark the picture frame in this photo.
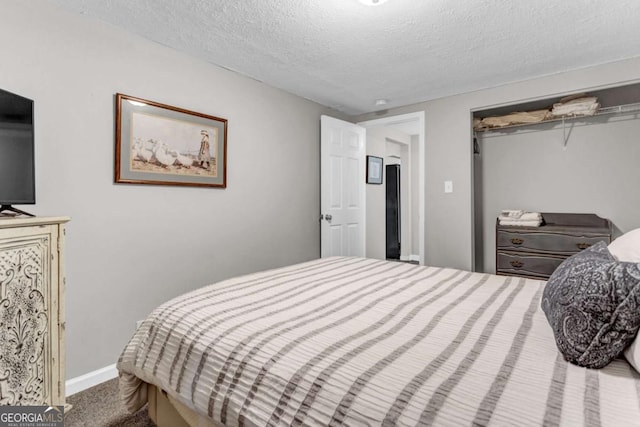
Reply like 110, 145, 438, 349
366, 155, 383, 184
115, 93, 227, 188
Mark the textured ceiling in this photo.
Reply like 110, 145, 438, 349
50, 0, 640, 115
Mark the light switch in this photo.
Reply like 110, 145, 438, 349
444, 180, 453, 193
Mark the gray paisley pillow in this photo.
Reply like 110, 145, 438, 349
541, 241, 640, 368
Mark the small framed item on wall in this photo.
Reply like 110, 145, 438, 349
366, 155, 383, 184
115, 93, 227, 188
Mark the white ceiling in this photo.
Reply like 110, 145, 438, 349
50, 0, 640, 116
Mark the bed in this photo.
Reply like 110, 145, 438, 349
117, 255, 640, 426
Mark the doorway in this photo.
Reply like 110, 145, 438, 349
319, 113, 425, 263
358, 112, 425, 264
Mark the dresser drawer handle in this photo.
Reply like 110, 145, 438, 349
510, 260, 524, 268
510, 238, 524, 245
576, 243, 591, 250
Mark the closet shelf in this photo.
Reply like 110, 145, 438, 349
475, 101, 640, 133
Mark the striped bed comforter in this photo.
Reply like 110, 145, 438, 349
117, 257, 640, 426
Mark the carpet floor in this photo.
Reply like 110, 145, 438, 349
65, 378, 154, 426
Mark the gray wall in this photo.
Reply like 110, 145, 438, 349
356, 57, 640, 271
476, 115, 640, 273
365, 128, 387, 260
1, 1, 340, 378
411, 135, 420, 257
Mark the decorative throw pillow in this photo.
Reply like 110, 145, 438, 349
611, 228, 640, 372
541, 241, 640, 369
609, 228, 640, 263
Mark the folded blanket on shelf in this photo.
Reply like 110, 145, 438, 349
550, 96, 600, 118
474, 109, 551, 130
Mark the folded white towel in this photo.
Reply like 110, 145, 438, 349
501, 209, 525, 219
498, 211, 542, 222
520, 212, 542, 221
499, 219, 542, 227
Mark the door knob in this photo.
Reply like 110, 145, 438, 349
325, 214, 332, 222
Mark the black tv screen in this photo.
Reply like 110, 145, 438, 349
0, 88, 35, 205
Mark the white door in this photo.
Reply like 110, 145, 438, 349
320, 115, 366, 257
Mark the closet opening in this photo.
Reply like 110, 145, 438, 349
472, 82, 640, 273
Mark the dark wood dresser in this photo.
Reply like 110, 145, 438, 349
496, 213, 612, 280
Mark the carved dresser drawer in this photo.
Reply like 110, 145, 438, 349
496, 252, 565, 279
496, 213, 612, 280
0, 216, 69, 407
496, 230, 608, 256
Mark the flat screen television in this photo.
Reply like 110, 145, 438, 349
0, 88, 35, 217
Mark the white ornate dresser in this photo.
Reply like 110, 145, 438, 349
0, 216, 69, 407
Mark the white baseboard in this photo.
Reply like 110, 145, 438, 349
400, 254, 420, 263
66, 363, 118, 397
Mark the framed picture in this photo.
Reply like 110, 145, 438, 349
366, 155, 383, 184
115, 93, 227, 188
